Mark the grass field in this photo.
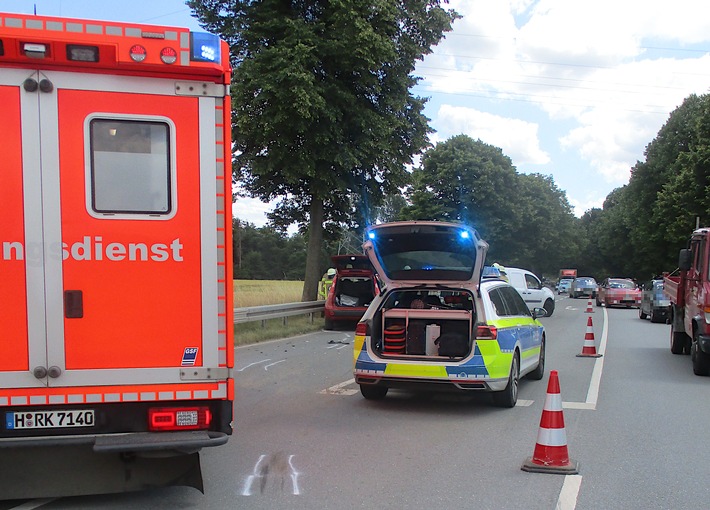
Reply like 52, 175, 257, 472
233, 280, 325, 345
233, 280, 304, 307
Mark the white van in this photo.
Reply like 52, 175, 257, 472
505, 267, 555, 316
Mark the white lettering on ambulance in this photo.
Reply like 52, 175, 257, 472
2, 238, 183, 262
60, 237, 184, 262
3, 241, 24, 261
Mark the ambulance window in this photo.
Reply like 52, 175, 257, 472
90, 119, 171, 215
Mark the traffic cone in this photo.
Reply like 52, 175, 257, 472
585, 298, 594, 313
521, 370, 579, 475
576, 316, 602, 358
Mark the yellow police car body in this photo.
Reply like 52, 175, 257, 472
353, 221, 546, 407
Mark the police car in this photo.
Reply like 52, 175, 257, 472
353, 221, 547, 407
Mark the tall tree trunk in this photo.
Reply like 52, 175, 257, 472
301, 196, 324, 302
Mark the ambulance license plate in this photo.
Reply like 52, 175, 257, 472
5, 410, 95, 430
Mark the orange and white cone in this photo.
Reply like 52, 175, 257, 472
522, 370, 579, 475
576, 316, 602, 358
585, 298, 594, 313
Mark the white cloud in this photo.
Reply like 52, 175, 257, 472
233, 197, 275, 227
434, 105, 550, 165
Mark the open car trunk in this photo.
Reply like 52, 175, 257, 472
333, 276, 375, 308
369, 289, 476, 360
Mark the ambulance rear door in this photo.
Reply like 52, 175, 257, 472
0, 67, 227, 391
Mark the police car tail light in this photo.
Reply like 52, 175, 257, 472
355, 322, 369, 337
148, 406, 212, 431
476, 324, 497, 339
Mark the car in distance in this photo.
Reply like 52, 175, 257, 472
557, 278, 573, 295
353, 221, 547, 408
569, 277, 597, 299
505, 267, 556, 316
639, 279, 671, 323
596, 278, 641, 308
324, 254, 377, 330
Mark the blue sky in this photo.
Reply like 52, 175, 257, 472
4, 0, 710, 225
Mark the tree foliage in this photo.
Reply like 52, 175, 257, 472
188, 0, 459, 300
579, 93, 710, 281
399, 135, 579, 275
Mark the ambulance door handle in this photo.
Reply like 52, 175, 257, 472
33, 366, 48, 379
48, 366, 62, 378
64, 290, 84, 318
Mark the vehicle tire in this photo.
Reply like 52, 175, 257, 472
360, 384, 388, 400
492, 352, 519, 408
639, 307, 648, 320
650, 310, 660, 323
595, 297, 601, 307
324, 317, 334, 330
670, 319, 688, 355
528, 337, 545, 381
691, 330, 710, 376
543, 299, 555, 317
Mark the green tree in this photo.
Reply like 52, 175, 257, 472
400, 135, 521, 255
400, 135, 580, 274
512, 173, 581, 275
189, 0, 459, 300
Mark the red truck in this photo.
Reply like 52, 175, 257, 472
664, 227, 710, 375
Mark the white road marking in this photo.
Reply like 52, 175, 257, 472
288, 455, 301, 495
556, 475, 583, 510
516, 399, 534, 407
562, 306, 608, 410
237, 359, 271, 371
320, 378, 358, 395
264, 360, 286, 370
10, 500, 56, 510
241, 453, 300, 496
241, 454, 267, 496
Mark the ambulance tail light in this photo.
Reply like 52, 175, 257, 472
148, 406, 212, 431
476, 324, 497, 340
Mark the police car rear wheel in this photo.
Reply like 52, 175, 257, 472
360, 384, 388, 400
492, 353, 519, 408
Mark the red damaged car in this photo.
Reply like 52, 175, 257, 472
324, 255, 378, 329
596, 278, 641, 308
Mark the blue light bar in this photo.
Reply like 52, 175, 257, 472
460, 230, 470, 239
189, 32, 221, 63
368, 232, 375, 240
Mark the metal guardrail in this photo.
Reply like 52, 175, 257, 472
233, 301, 325, 325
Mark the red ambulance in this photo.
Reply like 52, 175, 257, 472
0, 11, 234, 496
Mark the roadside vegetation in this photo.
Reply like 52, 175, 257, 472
233, 280, 325, 345
187, 2, 710, 295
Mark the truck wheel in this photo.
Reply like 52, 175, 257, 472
670, 323, 688, 355
492, 353, 519, 408
543, 299, 555, 317
595, 297, 601, 307
360, 384, 388, 400
639, 307, 648, 320
691, 331, 710, 376
650, 310, 660, 323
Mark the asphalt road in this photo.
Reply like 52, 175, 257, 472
4, 296, 709, 509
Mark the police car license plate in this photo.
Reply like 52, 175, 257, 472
5, 410, 95, 430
